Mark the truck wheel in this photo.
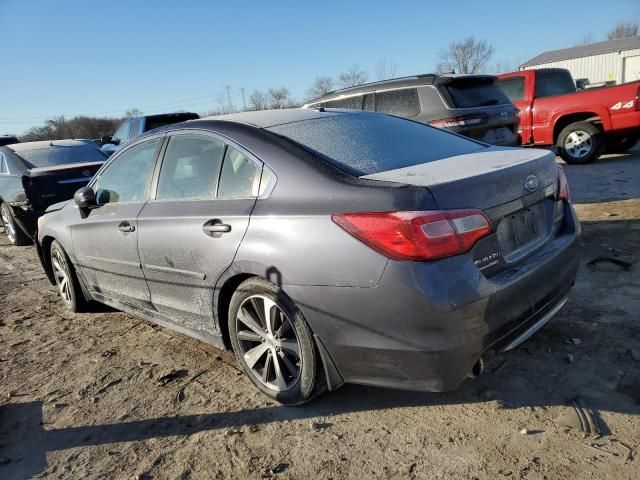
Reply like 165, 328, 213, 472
606, 134, 639, 154
0, 202, 31, 246
557, 122, 603, 165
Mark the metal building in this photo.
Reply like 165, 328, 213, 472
520, 36, 640, 85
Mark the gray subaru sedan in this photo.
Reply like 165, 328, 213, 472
36, 109, 580, 404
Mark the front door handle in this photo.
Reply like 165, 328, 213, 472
118, 222, 135, 233
203, 219, 231, 237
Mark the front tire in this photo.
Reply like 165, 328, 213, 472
228, 277, 325, 405
557, 121, 603, 164
0, 202, 31, 246
50, 240, 86, 312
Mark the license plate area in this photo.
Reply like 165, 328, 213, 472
497, 203, 547, 255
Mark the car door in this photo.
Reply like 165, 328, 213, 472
136, 131, 264, 334
72, 136, 163, 309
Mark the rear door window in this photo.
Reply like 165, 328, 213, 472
155, 135, 225, 201
217, 146, 261, 198
535, 70, 576, 98
375, 89, 420, 117
497, 77, 525, 102
442, 79, 511, 108
326, 95, 364, 110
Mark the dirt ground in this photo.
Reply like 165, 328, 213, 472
1, 150, 639, 480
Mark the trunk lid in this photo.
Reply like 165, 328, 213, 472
362, 147, 561, 266
24, 160, 104, 210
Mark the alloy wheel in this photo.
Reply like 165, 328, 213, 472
1, 206, 16, 244
52, 248, 72, 307
564, 131, 593, 159
235, 295, 301, 392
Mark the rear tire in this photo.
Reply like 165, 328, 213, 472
50, 240, 86, 312
0, 202, 31, 246
606, 134, 639, 154
228, 277, 325, 405
557, 121, 603, 164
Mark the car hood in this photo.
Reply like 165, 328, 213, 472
45, 200, 70, 213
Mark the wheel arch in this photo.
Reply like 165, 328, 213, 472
552, 111, 606, 144
39, 235, 57, 285
214, 270, 344, 391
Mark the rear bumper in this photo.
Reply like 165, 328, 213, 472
285, 203, 581, 392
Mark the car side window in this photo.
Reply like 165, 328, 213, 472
0, 153, 7, 174
156, 135, 225, 201
129, 118, 142, 138
326, 95, 364, 110
112, 121, 131, 144
375, 88, 420, 117
94, 138, 161, 205
217, 146, 260, 199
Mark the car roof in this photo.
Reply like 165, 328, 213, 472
197, 108, 358, 129
7, 139, 96, 152
304, 73, 498, 104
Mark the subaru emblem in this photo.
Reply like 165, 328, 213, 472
524, 175, 539, 192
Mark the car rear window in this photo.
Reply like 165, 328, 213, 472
497, 77, 525, 102
534, 70, 576, 98
375, 88, 420, 117
267, 112, 486, 176
441, 78, 511, 108
15, 145, 106, 168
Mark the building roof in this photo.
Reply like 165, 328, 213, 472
521, 35, 640, 67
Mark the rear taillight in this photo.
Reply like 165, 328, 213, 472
557, 168, 570, 201
428, 115, 485, 129
332, 210, 492, 261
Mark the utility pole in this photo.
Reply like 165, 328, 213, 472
240, 88, 247, 111
225, 85, 233, 113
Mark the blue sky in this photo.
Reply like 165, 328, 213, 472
1, 0, 638, 135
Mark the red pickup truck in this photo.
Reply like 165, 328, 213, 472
497, 68, 640, 164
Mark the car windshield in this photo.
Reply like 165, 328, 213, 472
15, 145, 106, 168
442, 78, 512, 108
267, 111, 487, 176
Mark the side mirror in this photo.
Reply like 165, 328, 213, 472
74, 186, 96, 209
100, 136, 113, 145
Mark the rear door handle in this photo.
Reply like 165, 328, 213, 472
118, 222, 135, 233
203, 219, 231, 237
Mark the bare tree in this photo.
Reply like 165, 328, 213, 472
338, 65, 368, 88
22, 115, 122, 141
124, 108, 143, 118
248, 90, 269, 111
577, 32, 596, 45
306, 76, 335, 100
268, 88, 293, 109
607, 21, 638, 40
437, 37, 494, 74
374, 58, 398, 80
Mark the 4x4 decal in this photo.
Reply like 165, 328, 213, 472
611, 100, 635, 110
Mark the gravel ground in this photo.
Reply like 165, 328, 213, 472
1, 151, 639, 480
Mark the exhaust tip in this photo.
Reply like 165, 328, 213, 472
468, 357, 485, 379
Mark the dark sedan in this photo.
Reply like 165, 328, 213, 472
36, 109, 580, 404
0, 140, 107, 245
